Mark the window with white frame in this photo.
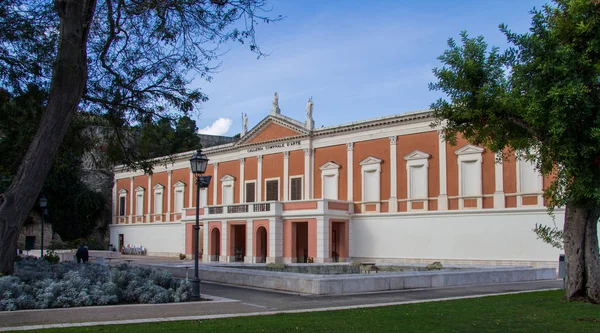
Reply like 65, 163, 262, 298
118, 189, 127, 216
404, 150, 430, 210
245, 181, 256, 203
265, 178, 279, 201
518, 158, 542, 194
360, 156, 382, 203
199, 188, 208, 207
320, 162, 340, 200
153, 184, 164, 215
173, 181, 186, 213
455, 144, 484, 209
220, 174, 235, 205
135, 186, 145, 216
289, 176, 303, 201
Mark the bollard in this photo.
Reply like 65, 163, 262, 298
558, 254, 566, 289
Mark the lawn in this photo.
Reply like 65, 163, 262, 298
28, 290, 600, 332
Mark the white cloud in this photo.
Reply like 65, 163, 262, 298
198, 118, 232, 136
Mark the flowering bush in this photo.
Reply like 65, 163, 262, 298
0, 257, 191, 311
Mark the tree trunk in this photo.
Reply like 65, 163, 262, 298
0, 0, 97, 275
563, 203, 600, 303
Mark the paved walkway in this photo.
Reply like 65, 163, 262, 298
0, 278, 562, 331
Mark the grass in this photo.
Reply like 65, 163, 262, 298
26, 290, 600, 332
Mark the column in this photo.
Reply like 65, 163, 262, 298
316, 216, 330, 263
213, 163, 218, 205
268, 217, 283, 263
146, 175, 152, 222
188, 169, 193, 208
220, 221, 228, 262
310, 148, 315, 199
166, 170, 172, 221
389, 136, 398, 212
128, 176, 134, 223
111, 182, 117, 224
347, 143, 354, 201
257, 155, 263, 201
494, 152, 506, 208
245, 220, 254, 263
437, 132, 448, 210
304, 148, 312, 199
239, 158, 245, 203
283, 152, 289, 201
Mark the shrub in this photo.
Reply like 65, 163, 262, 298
427, 262, 444, 270
43, 250, 60, 264
0, 259, 191, 311
179, 253, 186, 260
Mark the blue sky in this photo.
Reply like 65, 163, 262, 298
193, 0, 549, 136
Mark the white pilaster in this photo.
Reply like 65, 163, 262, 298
239, 158, 245, 203
245, 220, 254, 263
112, 182, 117, 224
283, 152, 289, 201
310, 148, 315, 199
202, 223, 209, 262
213, 163, 218, 205
304, 149, 311, 200
267, 217, 283, 264
166, 170, 172, 221
188, 170, 193, 208
494, 152, 506, 208
257, 155, 263, 201
146, 175, 152, 221
347, 143, 354, 201
129, 176, 134, 223
221, 221, 228, 262
316, 216, 330, 263
437, 132, 448, 210
389, 136, 398, 212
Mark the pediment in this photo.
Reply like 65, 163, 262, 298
359, 156, 383, 166
135, 186, 145, 192
320, 161, 341, 170
220, 174, 235, 182
118, 188, 128, 194
454, 144, 485, 155
153, 183, 165, 190
404, 150, 431, 161
236, 115, 308, 146
173, 180, 186, 188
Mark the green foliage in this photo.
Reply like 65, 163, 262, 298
534, 224, 565, 250
43, 250, 60, 264
430, 0, 600, 211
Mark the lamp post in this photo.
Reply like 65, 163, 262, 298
189, 149, 211, 301
39, 194, 48, 258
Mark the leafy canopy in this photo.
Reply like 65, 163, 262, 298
430, 0, 600, 210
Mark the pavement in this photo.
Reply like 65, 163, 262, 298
0, 256, 564, 331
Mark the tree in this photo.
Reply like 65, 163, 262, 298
0, 0, 280, 275
430, 0, 600, 302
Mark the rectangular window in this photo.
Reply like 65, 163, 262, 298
119, 196, 126, 216
223, 185, 233, 205
266, 179, 279, 201
364, 171, 379, 202
409, 165, 427, 199
245, 182, 256, 203
461, 160, 480, 196
135, 193, 144, 216
200, 188, 208, 207
154, 192, 163, 215
290, 177, 302, 201
175, 190, 184, 213
520, 160, 540, 193
322, 175, 337, 200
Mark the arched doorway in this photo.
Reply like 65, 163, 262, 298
210, 228, 221, 262
255, 227, 267, 263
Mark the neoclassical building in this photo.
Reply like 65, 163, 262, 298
110, 96, 563, 268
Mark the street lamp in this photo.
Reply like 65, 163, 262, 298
189, 149, 211, 301
39, 194, 48, 258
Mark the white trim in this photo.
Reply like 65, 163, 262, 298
147, 175, 152, 221
135, 186, 145, 217
494, 152, 505, 208
153, 185, 164, 215
347, 142, 354, 202
173, 180, 186, 188
244, 180, 257, 203
389, 136, 398, 212
455, 144, 484, 209
188, 170, 193, 208
304, 149, 311, 200
437, 131, 448, 210
289, 175, 304, 201
283, 152, 289, 201
118, 189, 127, 217
166, 171, 172, 221
264, 177, 281, 201
239, 158, 245, 203
213, 163, 219, 206
360, 156, 382, 212
173, 179, 185, 214
405, 150, 430, 211
257, 156, 263, 202
129, 177, 134, 223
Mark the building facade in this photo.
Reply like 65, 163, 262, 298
110, 104, 564, 268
